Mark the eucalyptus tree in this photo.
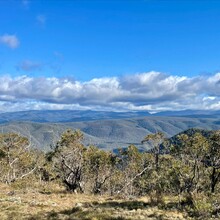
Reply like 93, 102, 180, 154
84, 145, 117, 194
205, 131, 220, 193
142, 132, 167, 171
116, 145, 151, 196
0, 133, 37, 184
170, 132, 209, 194
52, 129, 86, 192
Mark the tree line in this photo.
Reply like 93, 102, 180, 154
0, 128, 219, 212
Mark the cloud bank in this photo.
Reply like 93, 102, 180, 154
0, 34, 19, 49
0, 71, 220, 112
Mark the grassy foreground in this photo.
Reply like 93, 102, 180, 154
0, 183, 190, 220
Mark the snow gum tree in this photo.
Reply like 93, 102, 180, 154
52, 129, 86, 192
84, 145, 117, 194
0, 133, 37, 184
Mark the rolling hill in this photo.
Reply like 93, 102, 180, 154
1, 116, 220, 151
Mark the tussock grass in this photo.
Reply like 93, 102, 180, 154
0, 183, 199, 220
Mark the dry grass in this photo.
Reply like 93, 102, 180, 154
0, 183, 193, 220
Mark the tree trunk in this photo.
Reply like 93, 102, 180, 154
210, 167, 219, 193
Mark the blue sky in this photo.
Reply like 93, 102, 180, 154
1, 0, 220, 112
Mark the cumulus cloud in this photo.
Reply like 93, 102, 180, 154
16, 60, 43, 72
0, 34, 19, 49
1, 71, 220, 112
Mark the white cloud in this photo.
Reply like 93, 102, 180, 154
1, 71, 220, 112
0, 34, 19, 49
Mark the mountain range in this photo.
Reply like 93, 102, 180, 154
0, 109, 220, 151
0, 109, 220, 124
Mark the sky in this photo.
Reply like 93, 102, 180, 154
1, 0, 220, 112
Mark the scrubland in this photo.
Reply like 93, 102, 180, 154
0, 129, 220, 219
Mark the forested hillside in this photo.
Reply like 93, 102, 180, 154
1, 116, 220, 151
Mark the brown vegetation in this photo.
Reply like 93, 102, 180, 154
0, 182, 188, 220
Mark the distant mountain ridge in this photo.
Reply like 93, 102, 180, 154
1, 116, 220, 151
154, 109, 220, 118
0, 110, 151, 123
0, 109, 220, 124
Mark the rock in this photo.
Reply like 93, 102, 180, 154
75, 202, 83, 207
